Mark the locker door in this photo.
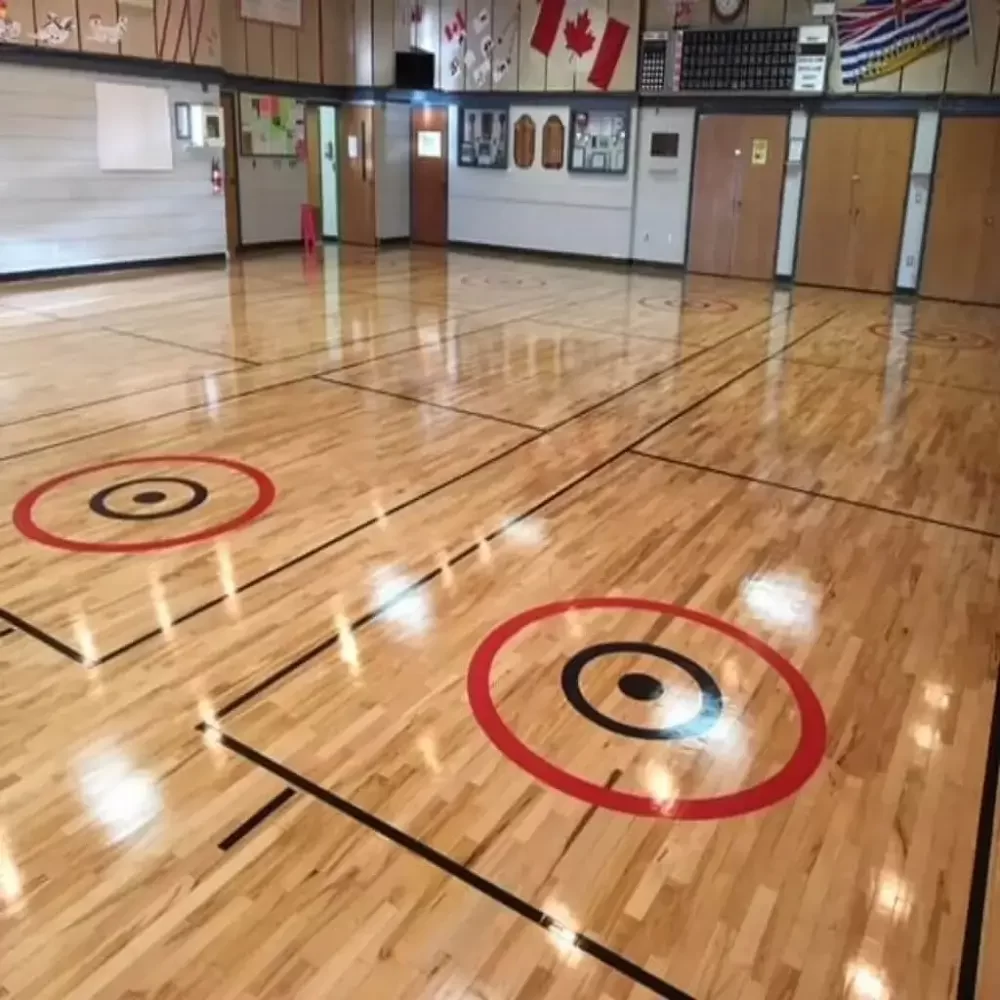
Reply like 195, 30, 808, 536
795, 116, 859, 289
848, 117, 914, 293
687, 116, 741, 276
730, 115, 788, 281
921, 118, 998, 304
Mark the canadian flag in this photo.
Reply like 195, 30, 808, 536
444, 10, 466, 42
530, 0, 629, 90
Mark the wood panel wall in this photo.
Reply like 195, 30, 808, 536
1, 0, 221, 65
1, 0, 996, 92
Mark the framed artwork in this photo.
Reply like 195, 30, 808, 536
458, 107, 508, 169
513, 115, 536, 169
542, 115, 565, 170
568, 108, 629, 175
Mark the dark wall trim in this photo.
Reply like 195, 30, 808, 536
5, 42, 1000, 114
0, 252, 226, 285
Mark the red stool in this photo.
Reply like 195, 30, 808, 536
300, 203, 318, 255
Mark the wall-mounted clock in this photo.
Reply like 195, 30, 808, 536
712, 0, 746, 22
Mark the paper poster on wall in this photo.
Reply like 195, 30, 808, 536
240, 0, 301, 28
417, 130, 443, 158
31, 12, 74, 45
752, 138, 768, 165
239, 93, 304, 157
347, 134, 359, 158
0, 0, 24, 41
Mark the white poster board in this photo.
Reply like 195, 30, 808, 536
95, 82, 173, 172
417, 130, 442, 158
239, 0, 301, 27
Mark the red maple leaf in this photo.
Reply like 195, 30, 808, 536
564, 10, 595, 58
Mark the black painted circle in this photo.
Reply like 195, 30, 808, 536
561, 641, 723, 741
618, 672, 665, 702
89, 477, 209, 522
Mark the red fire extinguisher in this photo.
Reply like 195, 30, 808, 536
211, 157, 222, 195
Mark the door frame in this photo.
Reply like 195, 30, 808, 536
221, 91, 242, 254
792, 109, 918, 291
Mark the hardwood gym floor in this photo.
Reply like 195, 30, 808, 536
1, 248, 999, 1000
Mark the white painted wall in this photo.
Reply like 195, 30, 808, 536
448, 105, 638, 259
630, 107, 696, 265
0, 63, 224, 277
319, 106, 339, 239
377, 103, 411, 241
237, 146, 307, 245
897, 110, 939, 290
776, 110, 808, 277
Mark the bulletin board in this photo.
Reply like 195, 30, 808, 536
95, 81, 173, 172
239, 93, 304, 157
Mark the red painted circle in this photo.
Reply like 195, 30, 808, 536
12, 455, 276, 554
467, 597, 827, 820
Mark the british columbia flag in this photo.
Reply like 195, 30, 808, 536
836, 0, 970, 84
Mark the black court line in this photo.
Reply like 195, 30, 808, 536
9, 306, 833, 670
96, 325, 263, 367
317, 376, 544, 432
215, 732, 697, 1000
781, 355, 1000, 398
0, 371, 321, 464
957, 659, 1000, 1000
217, 787, 297, 851
208, 309, 840, 720
0, 365, 249, 431
0, 626, 14, 638
629, 451, 1000, 541
0, 609, 85, 664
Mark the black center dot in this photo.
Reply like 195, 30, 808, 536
617, 672, 665, 702
133, 490, 167, 505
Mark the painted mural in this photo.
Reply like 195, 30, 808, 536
0, 0, 220, 64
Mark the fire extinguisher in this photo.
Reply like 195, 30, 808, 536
211, 157, 222, 195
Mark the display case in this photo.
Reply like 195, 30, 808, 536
567, 109, 629, 176
458, 107, 509, 169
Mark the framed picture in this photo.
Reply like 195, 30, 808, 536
174, 102, 192, 141
567, 108, 630, 176
457, 106, 508, 169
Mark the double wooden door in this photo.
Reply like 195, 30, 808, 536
920, 117, 1000, 305
796, 116, 914, 293
688, 114, 788, 281
338, 104, 378, 246
411, 106, 449, 245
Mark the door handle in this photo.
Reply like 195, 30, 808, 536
851, 174, 861, 182
987, 216, 995, 227
360, 122, 367, 182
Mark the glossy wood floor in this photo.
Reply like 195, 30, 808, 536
2, 248, 1000, 1000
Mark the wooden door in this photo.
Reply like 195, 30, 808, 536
411, 106, 448, 246
730, 115, 788, 281
921, 118, 1000, 305
796, 117, 859, 290
848, 117, 913, 293
688, 116, 741, 276
221, 93, 241, 254
338, 104, 378, 246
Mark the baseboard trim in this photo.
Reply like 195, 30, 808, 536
237, 239, 304, 253
0, 252, 227, 285
448, 239, 638, 272
379, 236, 412, 246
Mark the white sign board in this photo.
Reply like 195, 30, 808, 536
417, 130, 442, 158
240, 0, 301, 28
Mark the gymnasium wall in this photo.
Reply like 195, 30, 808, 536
2, 0, 997, 93
0, 63, 224, 277
448, 105, 638, 257
235, 105, 308, 245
